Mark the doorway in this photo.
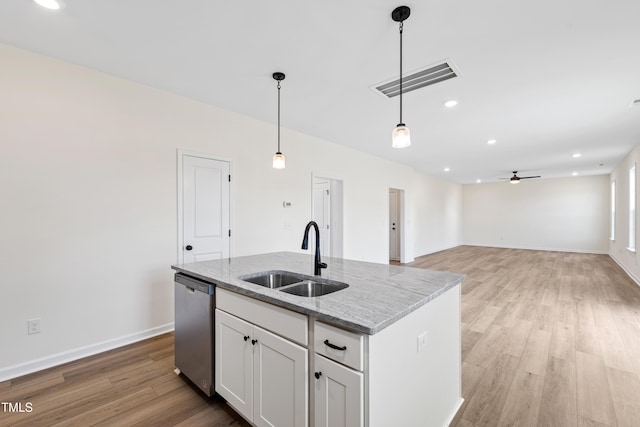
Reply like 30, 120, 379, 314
177, 150, 231, 263
312, 175, 344, 259
389, 188, 403, 262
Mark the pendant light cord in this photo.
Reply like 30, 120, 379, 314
399, 21, 404, 125
277, 81, 281, 152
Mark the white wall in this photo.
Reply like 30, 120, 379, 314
609, 142, 640, 283
412, 173, 462, 256
462, 175, 609, 253
0, 43, 461, 377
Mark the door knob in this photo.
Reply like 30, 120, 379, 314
185, 245, 193, 251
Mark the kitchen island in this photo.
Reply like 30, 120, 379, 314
172, 252, 464, 427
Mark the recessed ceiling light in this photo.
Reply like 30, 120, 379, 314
444, 100, 458, 108
34, 0, 64, 10
476, 179, 482, 183
572, 172, 579, 176
572, 153, 581, 158
487, 139, 497, 145
444, 167, 451, 172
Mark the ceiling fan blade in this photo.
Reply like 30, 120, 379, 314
519, 176, 541, 179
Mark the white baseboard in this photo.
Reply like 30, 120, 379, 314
461, 242, 607, 255
0, 323, 174, 382
445, 397, 464, 426
414, 243, 462, 260
608, 252, 640, 287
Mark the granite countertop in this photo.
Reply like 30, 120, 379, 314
172, 252, 464, 335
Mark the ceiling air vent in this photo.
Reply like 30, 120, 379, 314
373, 59, 460, 98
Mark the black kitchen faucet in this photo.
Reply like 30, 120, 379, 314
301, 221, 327, 276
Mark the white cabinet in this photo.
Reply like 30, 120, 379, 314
215, 289, 309, 427
253, 325, 308, 427
215, 309, 253, 419
313, 354, 363, 427
313, 321, 364, 427
215, 285, 462, 427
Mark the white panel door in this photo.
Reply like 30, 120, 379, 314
182, 155, 230, 263
389, 189, 399, 260
313, 181, 330, 258
314, 354, 363, 427
215, 309, 253, 421
253, 326, 308, 427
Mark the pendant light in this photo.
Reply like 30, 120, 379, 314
34, 0, 64, 10
391, 6, 411, 148
272, 72, 286, 169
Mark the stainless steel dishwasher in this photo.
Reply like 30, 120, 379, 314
174, 273, 215, 396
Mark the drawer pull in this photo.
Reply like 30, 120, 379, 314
324, 339, 347, 351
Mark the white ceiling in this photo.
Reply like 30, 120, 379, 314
2, 0, 639, 184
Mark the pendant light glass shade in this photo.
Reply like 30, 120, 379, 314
392, 124, 411, 148
272, 151, 286, 169
34, 0, 63, 10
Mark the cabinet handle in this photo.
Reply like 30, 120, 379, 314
185, 245, 193, 251
314, 372, 322, 379
251, 339, 258, 345
243, 336, 250, 341
324, 339, 347, 351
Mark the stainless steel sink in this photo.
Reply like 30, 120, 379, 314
239, 270, 349, 297
238, 270, 304, 288
279, 280, 349, 297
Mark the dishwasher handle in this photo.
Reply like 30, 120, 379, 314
175, 273, 215, 295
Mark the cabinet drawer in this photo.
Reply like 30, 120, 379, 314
314, 321, 364, 371
217, 288, 308, 346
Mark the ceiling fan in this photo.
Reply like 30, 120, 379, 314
500, 171, 541, 184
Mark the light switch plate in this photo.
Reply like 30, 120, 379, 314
417, 331, 428, 352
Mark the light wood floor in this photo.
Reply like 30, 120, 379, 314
0, 333, 250, 426
409, 246, 640, 427
1, 246, 639, 426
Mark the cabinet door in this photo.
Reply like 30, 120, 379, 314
314, 354, 364, 427
253, 326, 309, 427
215, 309, 253, 421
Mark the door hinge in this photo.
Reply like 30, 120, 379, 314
228, 175, 231, 182
228, 229, 231, 237
326, 189, 330, 195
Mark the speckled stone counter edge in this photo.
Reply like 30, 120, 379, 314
172, 252, 465, 335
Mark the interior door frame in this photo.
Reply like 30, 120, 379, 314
311, 172, 344, 259
313, 179, 331, 257
177, 148, 234, 264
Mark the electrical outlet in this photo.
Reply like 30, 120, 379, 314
28, 318, 40, 335
417, 331, 428, 352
